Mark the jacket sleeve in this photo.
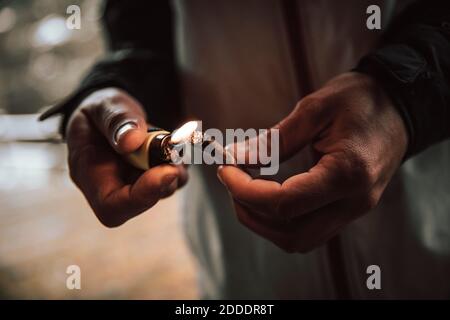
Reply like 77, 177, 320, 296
39, 0, 182, 134
355, 0, 450, 158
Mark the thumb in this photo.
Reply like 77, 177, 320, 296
82, 88, 148, 154
226, 97, 329, 165
273, 97, 328, 160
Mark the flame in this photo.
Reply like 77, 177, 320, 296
170, 121, 199, 144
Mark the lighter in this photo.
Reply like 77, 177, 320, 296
124, 121, 201, 170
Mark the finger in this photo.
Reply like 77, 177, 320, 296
234, 198, 361, 253
225, 96, 331, 167
233, 201, 298, 252
218, 153, 352, 219
81, 89, 148, 154
225, 129, 277, 167
94, 166, 181, 227
147, 164, 188, 200
274, 96, 331, 160
70, 138, 184, 227
127, 164, 185, 207
92, 162, 183, 227
218, 165, 282, 215
277, 153, 352, 218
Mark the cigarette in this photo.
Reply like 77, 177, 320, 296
201, 134, 236, 165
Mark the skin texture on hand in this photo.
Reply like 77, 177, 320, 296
217, 72, 408, 253
66, 88, 188, 227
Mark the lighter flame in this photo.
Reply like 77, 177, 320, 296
170, 121, 199, 144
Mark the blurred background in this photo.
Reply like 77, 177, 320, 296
0, 0, 198, 299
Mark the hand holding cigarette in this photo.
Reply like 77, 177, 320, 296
217, 72, 408, 253
66, 87, 188, 227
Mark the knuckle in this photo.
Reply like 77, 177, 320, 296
296, 95, 331, 126
79, 96, 105, 115
101, 91, 128, 110
80, 90, 132, 123
295, 96, 323, 118
297, 95, 324, 111
82, 88, 127, 108
356, 165, 376, 192
344, 153, 377, 192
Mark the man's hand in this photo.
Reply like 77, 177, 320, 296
66, 88, 187, 227
217, 72, 408, 253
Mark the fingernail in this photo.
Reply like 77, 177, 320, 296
114, 121, 137, 145
217, 165, 224, 185
161, 175, 177, 194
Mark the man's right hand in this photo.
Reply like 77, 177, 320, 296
66, 88, 188, 227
